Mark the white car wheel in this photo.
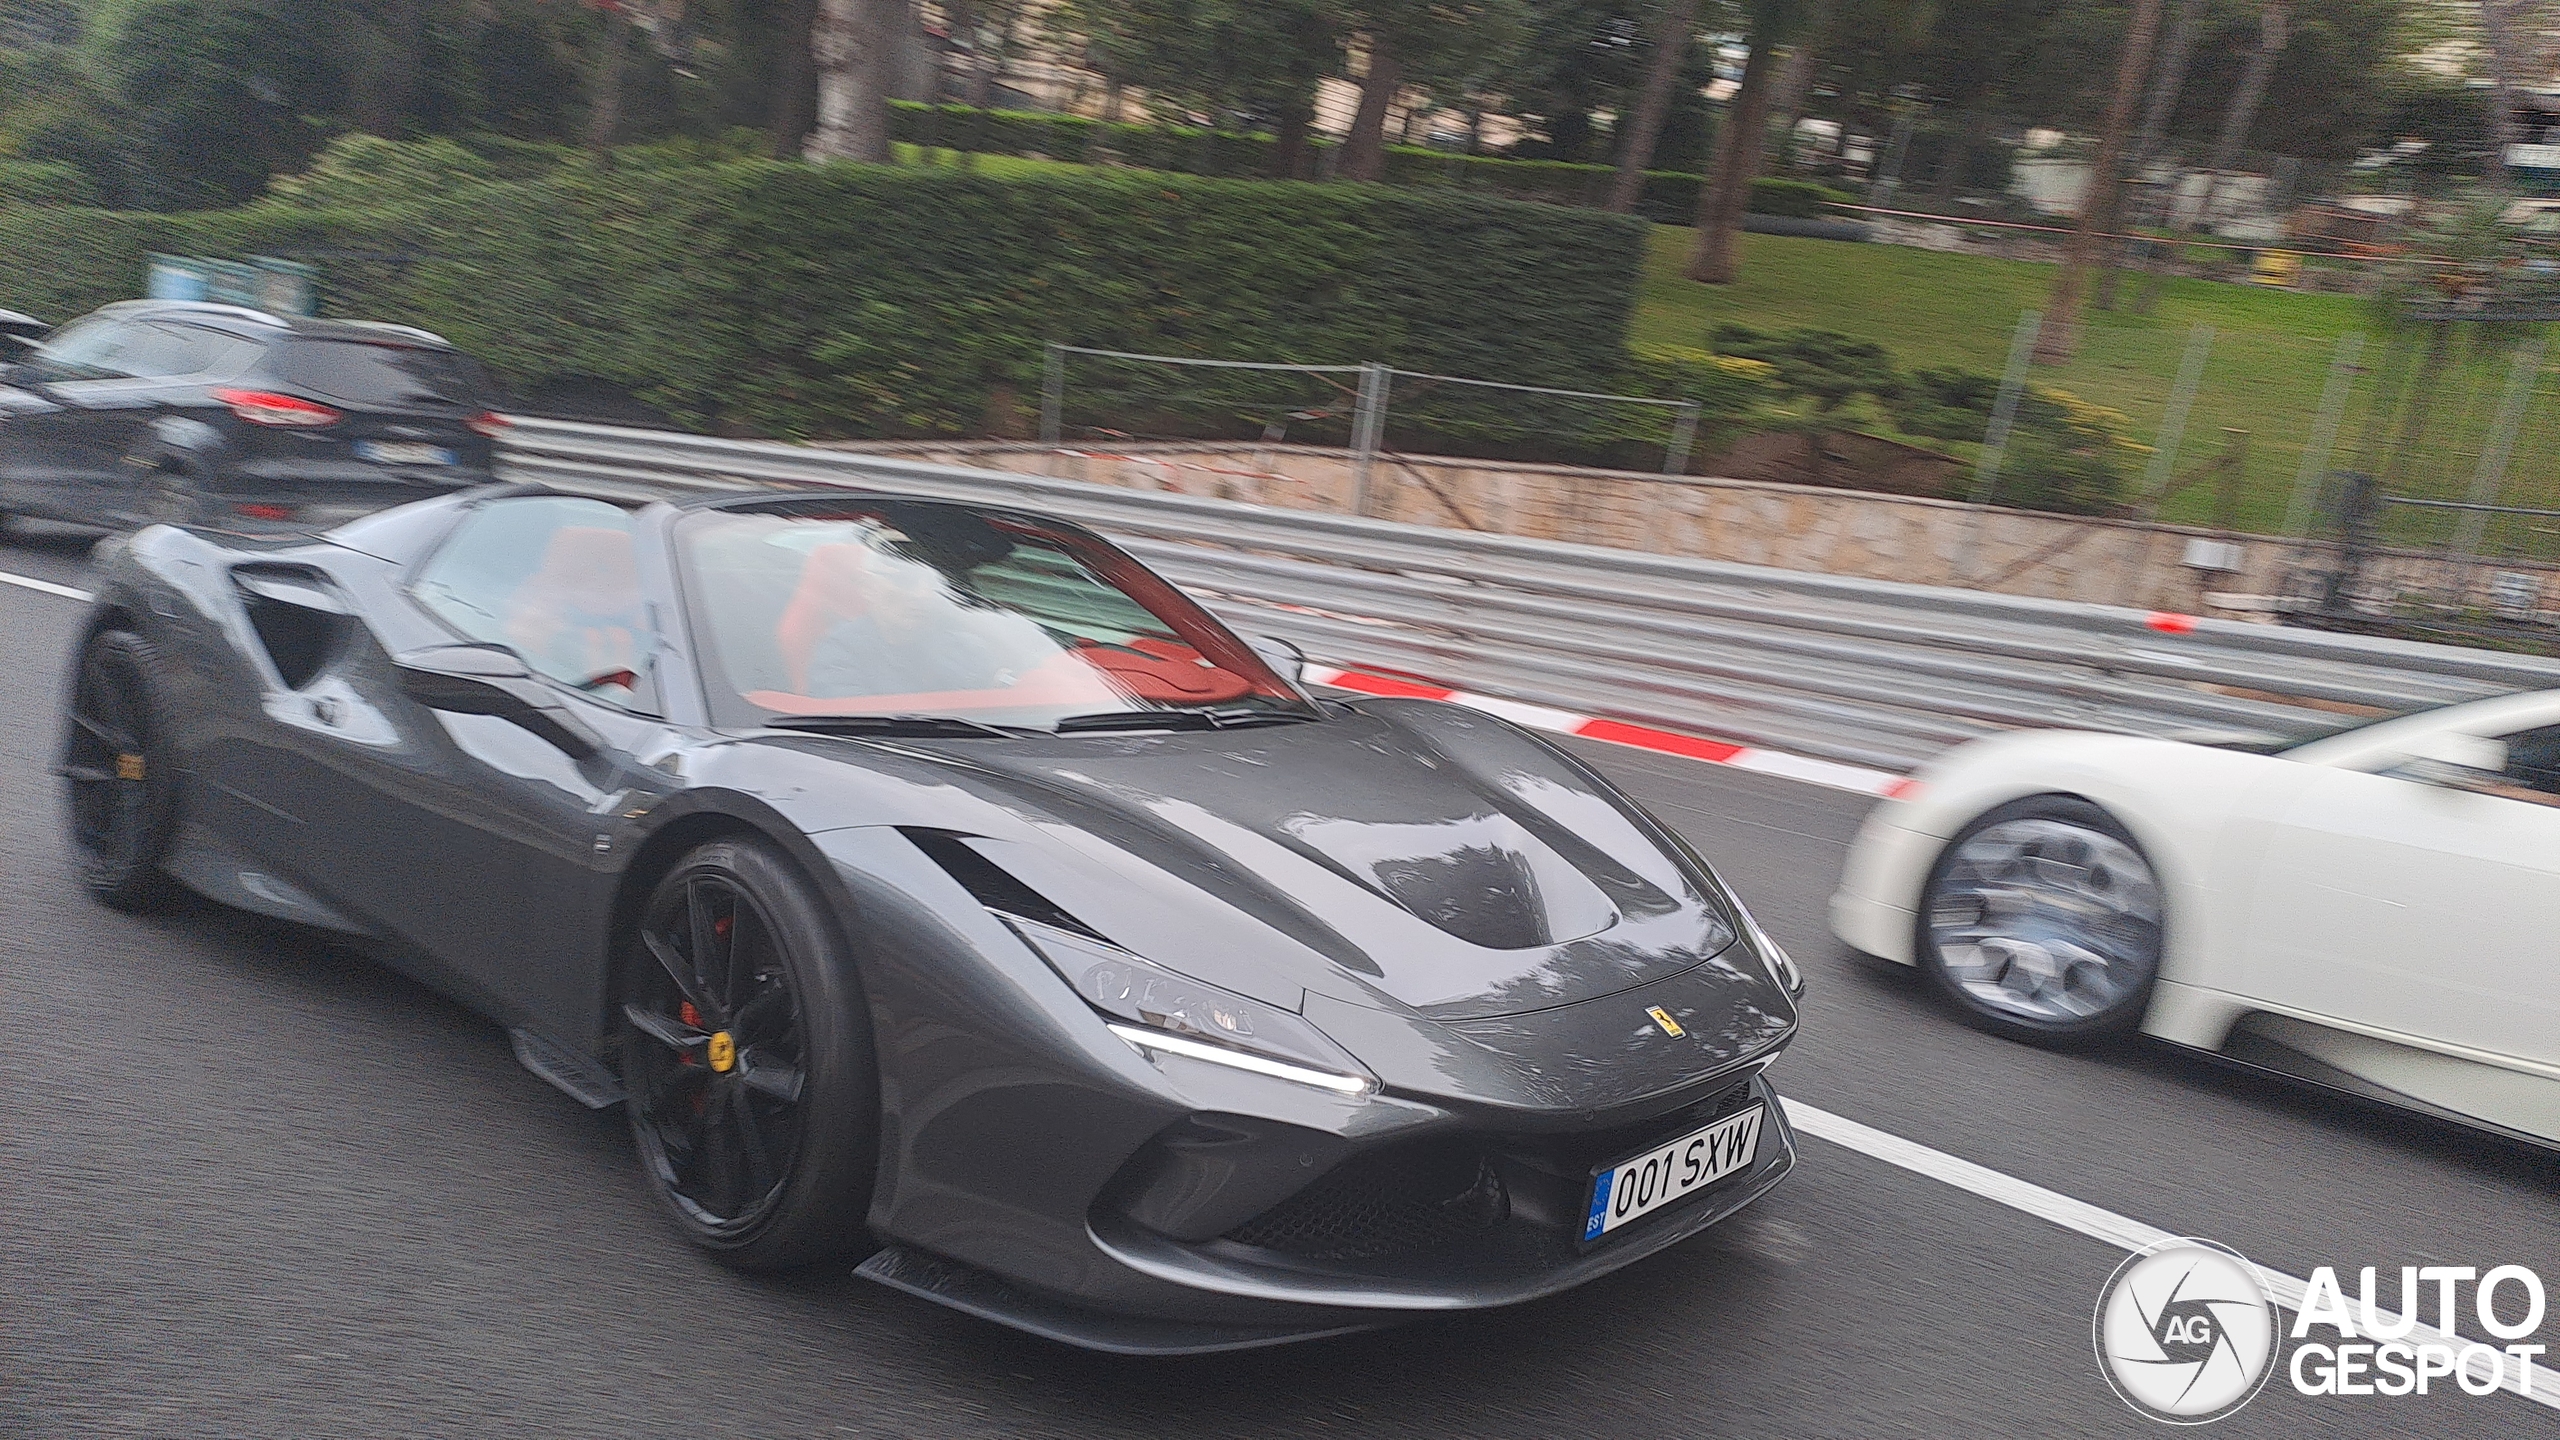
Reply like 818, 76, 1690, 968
1918, 796, 2163, 1041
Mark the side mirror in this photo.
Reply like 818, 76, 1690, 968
2391, 731, 2509, 792
1248, 633, 1306, 686
394, 644, 602, 760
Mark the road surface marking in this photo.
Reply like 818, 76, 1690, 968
0, 570, 92, 602
1784, 1097, 2560, 1411
1305, 663, 1905, 797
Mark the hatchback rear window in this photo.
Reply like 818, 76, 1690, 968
264, 341, 495, 409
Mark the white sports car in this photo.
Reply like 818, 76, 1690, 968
1830, 689, 2560, 1147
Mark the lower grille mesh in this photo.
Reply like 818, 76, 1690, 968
1225, 1146, 1508, 1261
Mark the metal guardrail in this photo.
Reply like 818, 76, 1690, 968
498, 418, 2560, 770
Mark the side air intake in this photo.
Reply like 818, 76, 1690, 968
901, 829, 1104, 940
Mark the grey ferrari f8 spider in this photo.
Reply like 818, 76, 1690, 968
61, 482, 1803, 1352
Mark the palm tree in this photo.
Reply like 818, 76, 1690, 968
1606, 0, 1701, 213
1684, 0, 1818, 283
806, 0, 899, 162
2032, 0, 2162, 365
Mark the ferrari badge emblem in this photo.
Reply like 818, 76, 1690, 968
707, 1031, 737, 1073
1646, 1006, 1685, 1038
116, 753, 146, 781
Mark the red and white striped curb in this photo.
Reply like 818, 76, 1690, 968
1302, 665, 1911, 798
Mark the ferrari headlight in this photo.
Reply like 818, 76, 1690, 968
1004, 915, 1377, 1096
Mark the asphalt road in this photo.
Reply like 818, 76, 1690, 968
3, 521, 2555, 1439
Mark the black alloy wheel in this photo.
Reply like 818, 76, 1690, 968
621, 837, 877, 1271
61, 629, 180, 910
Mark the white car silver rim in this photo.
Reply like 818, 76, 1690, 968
1927, 817, 2162, 1025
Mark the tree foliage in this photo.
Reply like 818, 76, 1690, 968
1817, 0, 2436, 164
0, 0, 793, 208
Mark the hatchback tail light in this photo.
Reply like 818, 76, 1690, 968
233, 502, 298, 522
212, 389, 342, 428
467, 411, 510, 438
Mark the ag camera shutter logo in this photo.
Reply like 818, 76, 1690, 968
2093, 1238, 2279, 1424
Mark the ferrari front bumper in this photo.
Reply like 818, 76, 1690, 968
856, 1067, 1798, 1353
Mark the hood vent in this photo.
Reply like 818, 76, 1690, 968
902, 828, 1103, 940
1278, 811, 1619, 952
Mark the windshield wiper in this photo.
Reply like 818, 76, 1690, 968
767, 714, 1021, 739
1050, 707, 1321, 734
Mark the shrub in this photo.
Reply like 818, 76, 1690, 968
1890, 365, 2001, 442
2001, 387, 2142, 515
1745, 178, 1854, 219
0, 159, 100, 207
1708, 323, 1897, 414
108, 0, 329, 209
0, 162, 1646, 446
882, 104, 1854, 226
0, 205, 175, 322
1623, 343, 1776, 412
265, 135, 501, 208
1882, 366, 2142, 512
1619, 343, 1778, 466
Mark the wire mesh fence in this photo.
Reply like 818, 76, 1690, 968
1034, 347, 1368, 453
1033, 301, 2560, 652
1035, 345, 1707, 485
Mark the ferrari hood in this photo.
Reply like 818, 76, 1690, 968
885, 699, 1763, 1023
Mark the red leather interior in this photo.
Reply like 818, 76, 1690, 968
504, 525, 641, 674
745, 521, 1282, 715
774, 542, 877, 694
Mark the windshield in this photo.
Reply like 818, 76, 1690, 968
266, 341, 496, 411
678, 500, 1316, 731
2272, 703, 2436, 754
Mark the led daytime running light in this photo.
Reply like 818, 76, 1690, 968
1106, 1022, 1376, 1096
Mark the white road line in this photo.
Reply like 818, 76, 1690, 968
1785, 1098, 2560, 1410
0, 569, 92, 602
7, 559, 2545, 1409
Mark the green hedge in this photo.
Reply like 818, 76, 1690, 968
1745, 178, 1852, 219
0, 161, 101, 208
0, 162, 1646, 443
884, 103, 1856, 226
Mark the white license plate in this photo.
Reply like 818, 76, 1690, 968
356, 441, 455, 467
1583, 1104, 1765, 1240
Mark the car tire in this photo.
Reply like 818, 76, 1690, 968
62, 628, 184, 912
1914, 795, 2164, 1044
620, 836, 879, 1273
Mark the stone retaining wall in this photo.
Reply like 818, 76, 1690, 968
830, 439, 2560, 618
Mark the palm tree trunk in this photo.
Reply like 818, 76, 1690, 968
2096, 0, 2204, 308
1271, 91, 1315, 178
2481, 0, 2526, 188
807, 0, 896, 162
967, 1, 1013, 108
1605, 0, 1700, 214
2189, 1, 2289, 232
1341, 34, 1400, 182
1683, 31, 1777, 284
768, 0, 821, 157
2033, 0, 2161, 365
1767, 36, 1819, 167
587, 5, 630, 152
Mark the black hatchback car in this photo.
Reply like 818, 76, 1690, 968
0, 299, 505, 535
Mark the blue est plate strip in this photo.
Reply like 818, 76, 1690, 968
1583, 1172, 1617, 1240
